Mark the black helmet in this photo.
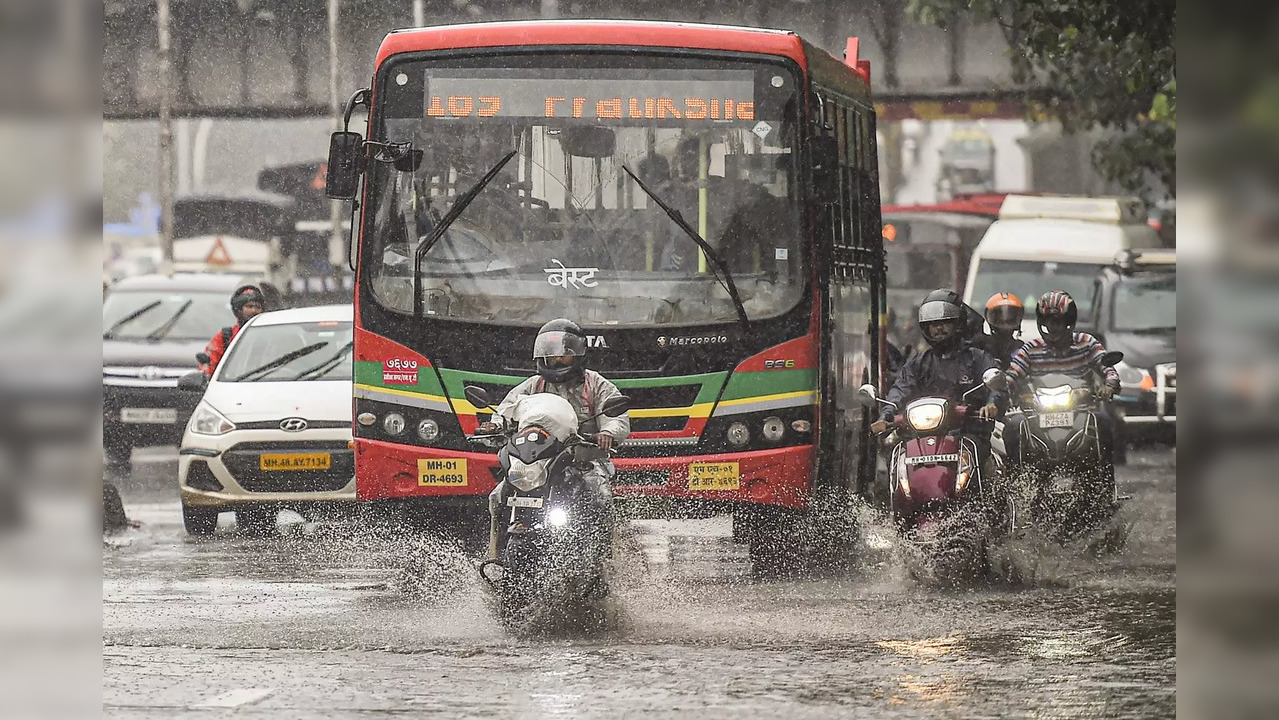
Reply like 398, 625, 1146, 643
917, 297, 964, 352
230, 285, 266, 322
533, 318, 588, 384
1036, 290, 1078, 347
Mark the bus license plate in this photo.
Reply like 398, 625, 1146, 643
260, 452, 331, 471
507, 496, 544, 508
688, 462, 740, 492
121, 407, 177, 424
1040, 412, 1074, 429
417, 458, 467, 487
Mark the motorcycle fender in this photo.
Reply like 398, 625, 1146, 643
895, 436, 961, 515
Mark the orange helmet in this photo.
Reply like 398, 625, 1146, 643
984, 292, 1024, 333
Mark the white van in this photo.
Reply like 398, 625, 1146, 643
962, 195, 1162, 339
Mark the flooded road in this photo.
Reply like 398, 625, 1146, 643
104, 448, 1175, 718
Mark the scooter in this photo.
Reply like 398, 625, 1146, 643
1012, 351, 1124, 542
857, 368, 1008, 584
466, 386, 630, 634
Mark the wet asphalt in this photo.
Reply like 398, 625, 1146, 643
104, 447, 1176, 718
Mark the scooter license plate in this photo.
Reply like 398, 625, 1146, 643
1040, 412, 1074, 429
507, 496, 544, 509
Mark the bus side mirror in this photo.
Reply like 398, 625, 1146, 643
855, 383, 878, 408
805, 135, 840, 206
325, 131, 364, 200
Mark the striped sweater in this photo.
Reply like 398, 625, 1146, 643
1007, 332, 1121, 390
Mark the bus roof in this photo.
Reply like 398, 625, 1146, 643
379, 20, 816, 74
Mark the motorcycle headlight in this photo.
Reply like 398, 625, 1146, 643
507, 457, 549, 492
906, 402, 946, 432
546, 507, 569, 527
189, 402, 235, 435
1035, 385, 1074, 410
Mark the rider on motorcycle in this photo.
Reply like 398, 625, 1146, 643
871, 294, 1008, 470
976, 291, 1026, 370
1003, 290, 1122, 474
478, 319, 631, 559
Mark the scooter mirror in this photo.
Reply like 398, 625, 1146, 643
1099, 350, 1124, 367
601, 395, 631, 417
855, 383, 879, 407
464, 385, 492, 409
982, 368, 1005, 389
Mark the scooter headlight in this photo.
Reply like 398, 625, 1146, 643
906, 401, 946, 432
1035, 385, 1074, 410
546, 507, 569, 527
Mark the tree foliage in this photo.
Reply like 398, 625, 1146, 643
907, 0, 1176, 196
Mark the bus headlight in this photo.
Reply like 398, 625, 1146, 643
727, 422, 750, 447
906, 402, 945, 432
761, 416, 785, 442
383, 412, 406, 435
417, 418, 440, 442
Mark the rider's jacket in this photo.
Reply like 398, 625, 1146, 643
1006, 332, 1121, 392
493, 369, 631, 443
971, 332, 1024, 371
882, 345, 1008, 423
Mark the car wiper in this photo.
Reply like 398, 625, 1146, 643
103, 300, 163, 339
293, 341, 354, 381
622, 165, 752, 334
143, 299, 193, 341
232, 342, 328, 382
413, 149, 519, 319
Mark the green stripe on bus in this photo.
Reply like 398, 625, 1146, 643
353, 360, 446, 395
718, 368, 817, 401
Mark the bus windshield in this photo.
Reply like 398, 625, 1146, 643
365, 52, 804, 328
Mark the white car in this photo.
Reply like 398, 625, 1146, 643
177, 305, 355, 534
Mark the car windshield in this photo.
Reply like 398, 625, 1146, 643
970, 259, 1104, 316
102, 290, 231, 341
217, 320, 354, 382
1112, 273, 1176, 332
365, 51, 804, 328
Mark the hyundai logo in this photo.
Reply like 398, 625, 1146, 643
279, 418, 308, 432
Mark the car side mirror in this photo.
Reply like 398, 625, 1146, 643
982, 368, 1005, 389
1099, 351, 1124, 367
464, 385, 492, 410
855, 383, 879, 408
325, 131, 364, 200
601, 395, 631, 417
195, 352, 211, 365
177, 371, 207, 392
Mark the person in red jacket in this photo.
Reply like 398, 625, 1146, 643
199, 285, 266, 377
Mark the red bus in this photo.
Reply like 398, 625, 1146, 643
325, 20, 886, 574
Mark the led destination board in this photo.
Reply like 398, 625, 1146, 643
423, 74, 758, 122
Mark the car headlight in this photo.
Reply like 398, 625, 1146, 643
189, 402, 235, 435
1035, 385, 1074, 410
1114, 361, 1153, 391
906, 402, 945, 432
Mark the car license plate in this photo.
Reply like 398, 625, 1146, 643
417, 458, 467, 487
260, 452, 331, 471
688, 462, 740, 492
507, 496, 544, 508
121, 407, 177, 424
1040, 412, 1074, 429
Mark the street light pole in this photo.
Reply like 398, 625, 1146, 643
157, 0, 175, 267
412, 0, 424, 27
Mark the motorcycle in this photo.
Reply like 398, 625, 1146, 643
465, 385, 630, 634
857, 368, 1008, 584
1012, 351, 1124, 542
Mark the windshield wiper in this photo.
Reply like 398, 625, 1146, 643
232, 342, 328, 382
143, 299, 193, 341
622, 165, 752, 334
413, 148, 519, 319
293, 341, 354, 381
103, 300, 163, 339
